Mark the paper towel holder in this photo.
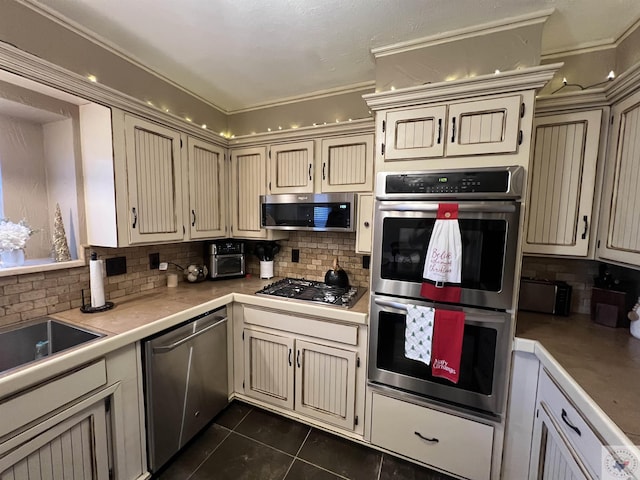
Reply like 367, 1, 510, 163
80, 289, 115, 314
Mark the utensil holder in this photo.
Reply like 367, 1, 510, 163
260, 261, 274, 279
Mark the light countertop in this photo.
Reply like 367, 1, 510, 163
515, 311, 640, 445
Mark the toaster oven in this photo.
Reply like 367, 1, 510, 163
519, 278, 572, 316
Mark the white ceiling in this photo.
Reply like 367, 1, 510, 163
33, 0, 640, 112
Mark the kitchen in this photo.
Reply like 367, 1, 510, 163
1, 1, 640, 479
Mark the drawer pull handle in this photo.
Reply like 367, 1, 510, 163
414, 431, 439, 443
561, 409, 581, 436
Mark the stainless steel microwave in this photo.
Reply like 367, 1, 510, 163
260, 193, 356, 232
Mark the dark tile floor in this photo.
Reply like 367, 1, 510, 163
154, 401, 456, 480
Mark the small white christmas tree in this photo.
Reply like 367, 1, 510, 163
52, 203, 71, 262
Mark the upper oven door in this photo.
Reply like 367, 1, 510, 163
371, 200, 520, 311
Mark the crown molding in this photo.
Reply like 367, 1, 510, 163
371, 9, 554, 59
535, 89, 609, 113
228, 82, 375, 115
228, 118, 374, 147
363, 63, 562, 111
541, 41, 616, 60
605, 61, 640, 104
0, 40, 228, 146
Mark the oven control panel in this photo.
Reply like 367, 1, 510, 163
385, 170, 510, 194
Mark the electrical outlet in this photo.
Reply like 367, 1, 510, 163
105, 256, 126, 276
362, 255, 370, 269
149, 253, 160, 270
292, 249, 300, 263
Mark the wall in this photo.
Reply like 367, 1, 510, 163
245, 231, 370, 289
0, 242, 204, 329
0, 113, 50, 259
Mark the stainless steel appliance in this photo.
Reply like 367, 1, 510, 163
143, 307, 228, 473
370, 294, 510, 415
255, 278, 365, 308
368, 166, 524, 416
372, 166, 523, 311
261, 193, 355, 231
208, 240, 245, 279
519, 278, 572, 316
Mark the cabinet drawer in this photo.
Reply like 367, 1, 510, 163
538, 370, 603, 477
243, 306, 358, 345
371, 393, 493, 480
0, 360, 107, 438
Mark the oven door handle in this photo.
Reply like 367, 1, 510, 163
378, 204, 516, 213
373, 298, 507, 323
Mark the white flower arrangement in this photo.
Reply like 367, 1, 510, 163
0, 219, 33, 252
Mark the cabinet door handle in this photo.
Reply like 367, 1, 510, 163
561, 408, 581, 436
581, 215, 588, 239
437, 118, 442, 144
414, 431, 439, 443
191, 210, 196, 227
308, 163, 312, 181
132, 207, 137, 229
288, 348, 292, 367
450, 117, 456, 143
322, 163, 326, 180
296, 350, 301, 368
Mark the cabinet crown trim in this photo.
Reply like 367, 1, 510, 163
364, 63, 562, 110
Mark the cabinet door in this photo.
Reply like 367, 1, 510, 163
268, 141, 314, 194
0, 402, 109, 479
186, 138, 227, 239
355, 193, 373, 254
124, 115, 184, 244
529, 402, 592, 480
446, 95, 522, 156
524, 110, 602, 257
243, 329, 294, 410
384, 106, 447, 160
598, 92, 640, 266
294, 340, 357, 430
321, 134, 374, 192
230, 147, 267, 238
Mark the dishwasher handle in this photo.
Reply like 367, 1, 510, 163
152, 317, 227, 353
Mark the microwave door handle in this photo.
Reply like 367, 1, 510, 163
378, 204, 516, 213
374, 298, 507, 324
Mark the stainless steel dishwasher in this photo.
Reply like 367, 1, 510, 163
143, 306, 228, 473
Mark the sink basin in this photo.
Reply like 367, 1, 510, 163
0, 318, 104, 374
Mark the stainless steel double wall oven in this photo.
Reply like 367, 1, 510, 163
368, 166, 524, 416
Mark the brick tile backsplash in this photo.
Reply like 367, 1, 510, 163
0, 242, 205, 329
245, 231, 371, 288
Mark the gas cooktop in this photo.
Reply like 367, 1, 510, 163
255, 278, 365, 309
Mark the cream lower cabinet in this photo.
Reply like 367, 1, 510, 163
598, 89, 640, 267
243, 328, 358, 430
524, 110, 602, 257
370, 392, 494, 480
239, 305, 364, 432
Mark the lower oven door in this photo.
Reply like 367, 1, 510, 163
368, 294, 512, 416
371, 200, 520, 310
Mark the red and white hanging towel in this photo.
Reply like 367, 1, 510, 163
431, 309, 465, 384
420, 203, 462, 303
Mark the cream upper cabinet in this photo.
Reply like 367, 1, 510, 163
124, 115, 184, 244
355, 193, 373, 254
230, 146, 267, 238
185, 138, 227, 239
524, 110, 602, 257
382, 95, 523, 161
320, 134, 374, 192
268, 141, 314, 194
598, 90, 640, 267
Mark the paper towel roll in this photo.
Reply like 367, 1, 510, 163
90, 255, 106, 308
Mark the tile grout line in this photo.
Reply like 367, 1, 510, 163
376, 454, 384, 480
184, 425, 233, 480
280, 428, 310, 480
293, 457, 352, 480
